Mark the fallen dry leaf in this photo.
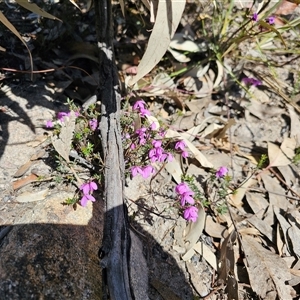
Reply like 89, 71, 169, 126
287, 224, 300, 257
287, 105, 300, 142
129, 0, 185, 85
246, 214, 273, 242
13, 161, 34, 178
26, 133, 49, 147
12, 173, 39, 190
274, 0, 298, 15
164, 159, 183, 184
280, 137, 296, 160
205, 215, 228, 239
15, 189, 49, 203
267, 141, 291, 168
218, 231, 238, 300
229, 176, 256, 208
245, 192, 269, 218
260, 172, 289, 211
242, 234, 292, 300
193, 241, 217, 270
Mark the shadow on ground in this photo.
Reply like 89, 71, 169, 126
0, 199, 194, 299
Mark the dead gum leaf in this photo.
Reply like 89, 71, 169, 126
12, 173, 38, 190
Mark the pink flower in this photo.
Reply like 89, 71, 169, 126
159, 130, 166, 137
57, 112, 68, 121
180, 191, 195, 206
131, 166, 143, 177
89, 118, 98, 131
131, 165, 154, 178
149, 147, 163, 162
150, 122, 157, 130
266, 16, 275, 25
133, 100, 146, 110
46, 120, 53, 128
182, 151, 189, 158
80, 194, 96, 207
132, 100, 150, 117
80, 181, 98, 195
160, 152, 173, 162
216, 166, 228, 178
175, 140, 186, 151
175, 182, 195, 206
57, 111, 79, 122
140, 108, 151, 117
183, 206, 198, 222
136, 127, 148, 145
252, 13, 258, 21
175, 182, 191, 195
141, 165, 155, 178
136, 127, 147, 137
242, 77, 261, 87
152, 140, 162, 148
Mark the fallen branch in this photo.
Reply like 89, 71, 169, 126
94, 0, 148, 298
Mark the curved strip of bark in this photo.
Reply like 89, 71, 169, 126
94, 0, 133, 298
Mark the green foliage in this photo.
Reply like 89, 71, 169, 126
293, 147, 300, 164
257, 154, 268, 169
81, 141, 94, 157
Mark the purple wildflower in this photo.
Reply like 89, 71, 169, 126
183, 206, 198, 222
242, 77, 262, 87
182, 151, 189, 158
152, 140, 162, 148
131, 166, 143, 177
141, 165, 155, 179
175, 182, 195, 206
131, 165, 154, 178
80, 194, 96, 207
57, 111, 79, 122
89, 119, 98, 131
266, 16, 275, 25
175, 140, 186, 151
79, 181, 97, 207
216, 166, 228, 178
136, 127, 148, 145
159, 130, 166, 137
57, 112, 68, 121
139, 108, 151, 117
160, 152, 174, 162
180, 190, 195, 206
175, 182, 191, 195
149, 146, 164, 163
133, 100, 146, 111
46, 120, 53, 128
252, 13, 258, 21
150, 122, 157, 130
80, 181, 98, 195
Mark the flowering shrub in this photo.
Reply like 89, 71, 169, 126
174, 166, 230, 222
122, 100, 188, 180
48, 98, 194, 210
48, 98, 232, 223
